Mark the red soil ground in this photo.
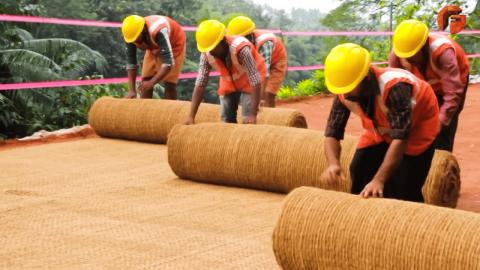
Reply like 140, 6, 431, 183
278, 84, 480, 212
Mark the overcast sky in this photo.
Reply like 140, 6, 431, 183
251, 0, 342, 13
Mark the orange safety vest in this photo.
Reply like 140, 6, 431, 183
205, 35, 267, 96
339, 66, 439, 156
135, 15, 186, 59
399, 34, 469, 95
253, 30, 287, 66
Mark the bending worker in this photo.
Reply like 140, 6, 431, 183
227, 16, 288, 107
121, 15, 186, 99
389, 19, 470, 151
322, 43, 439, 202
186, 20, 266, 124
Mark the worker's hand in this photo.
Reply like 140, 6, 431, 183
125, 91, 137, 99
243, 115, 257, 124
138, 80, 155, 94
321, 164, 345, 186
359, 179, 384, 198
184, 116, 195, 125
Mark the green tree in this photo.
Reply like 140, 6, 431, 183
0, 2, 110, 139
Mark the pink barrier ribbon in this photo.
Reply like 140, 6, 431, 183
2, 14, 480, 36
0, 59, 476, 91
0, 14, 121, 28
0, 72, 218, 91
467, 54, 480, 58
0, 62, 407, 91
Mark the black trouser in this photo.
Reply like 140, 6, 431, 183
350, 142, 435, 202
434, 76, 469, 152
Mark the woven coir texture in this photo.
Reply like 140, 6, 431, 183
88, 96, 307, 144
0, 138, 283, 269
421, 149, 461, 207
168, 123, 460, 207
272, 187, 480, 270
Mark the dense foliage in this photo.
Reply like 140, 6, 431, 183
0, 0, 478, 138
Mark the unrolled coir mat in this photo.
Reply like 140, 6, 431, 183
0, 138, 283, 269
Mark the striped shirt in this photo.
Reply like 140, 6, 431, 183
258, 40, 273, 76
389, 48, 467, 126
325, 82, 413, 140
195, 46, 262, 91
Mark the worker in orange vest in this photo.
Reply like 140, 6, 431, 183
227, 16, 288, 107
322, 43, 439, 202
389, 19, 470, 151
186, 20, 266, 124
121, 15, 186, 99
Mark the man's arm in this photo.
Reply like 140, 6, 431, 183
258, 41, 273, 77
436, 48, 465, 126
360, 139, 407, 198
322, 97, 351, 185
369, 140, 407, 185
237, 46, 262, 123
126, 43, 138, 98
258, 41, 274, 105
360, 83, 412, 197
186, 54, 211, 124
139, 29, 175, 92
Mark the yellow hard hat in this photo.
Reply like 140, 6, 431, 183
227, 16, 256, 36
196, 20, 226, 52
393, 19, 429, 58
324, 43, 371, 95
122, 15, 145, 43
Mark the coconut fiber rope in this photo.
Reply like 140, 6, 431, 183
272, 187, 480, 270
168, 123, 461, 207
88, 96, 307, 144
